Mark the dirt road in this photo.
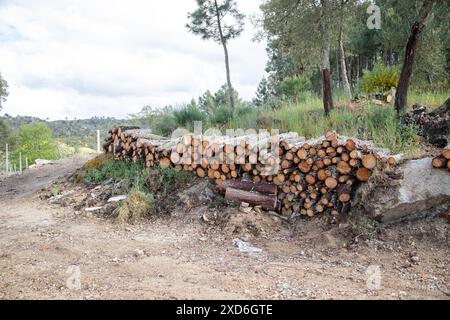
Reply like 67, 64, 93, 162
0, 155, 448, 299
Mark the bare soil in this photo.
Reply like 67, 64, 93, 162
0, 155, 448, 300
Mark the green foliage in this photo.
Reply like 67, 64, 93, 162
260, 0, 449, 95
84, 168, 104, 184
154, 113, 178, 137
0, 119, 17, 149
209, 104, 232, 125
186, 0, 244, 43
276, 75, 312, 102
84, 158, 143, 188
226, 89, 431, 154
362, 105, 419, 153
157, 166, 192, 194
50, 185, 61, 197
253, 77, 276, 107
128, 105, 178, 137
360, 64, 399, 94
15, 123, 57, 165
350, 217, 380, 241
173, 100, 205, 129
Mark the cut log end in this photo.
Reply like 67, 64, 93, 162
432, 155, 447, 168
356, 167, 371, 182
362, 154, 377, 170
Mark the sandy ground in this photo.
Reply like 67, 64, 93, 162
0, 154, 448, 300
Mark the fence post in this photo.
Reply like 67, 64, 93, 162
97, 129, 101, 154
19, 152, 22, 175
5, 143, 9, 173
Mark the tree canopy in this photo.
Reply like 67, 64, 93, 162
15, 123, 57, 164
186, 0, 244, 43
187, 0, 245, 113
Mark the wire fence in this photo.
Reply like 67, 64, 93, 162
1, 129, 102, 175
0, 144, 29, 175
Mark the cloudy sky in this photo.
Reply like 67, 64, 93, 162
0, 0, 267, 120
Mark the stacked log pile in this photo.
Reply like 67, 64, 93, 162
432, 149, 450, 171
103, 127, 395, 218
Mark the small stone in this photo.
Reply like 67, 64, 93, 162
133, 249, 145, 257
240, 202, 250, 208
410, 256, 420, 264
239, 206, 253, 214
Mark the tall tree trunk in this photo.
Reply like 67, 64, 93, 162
319, 0, 333, 116
214, 0, 235, 114
222, 41, 235, 113
338, 0, 352, 100
395, 0, 435, 114
336, 47, 340, 88
347, 56, 352, 89
339, 38, 352, 99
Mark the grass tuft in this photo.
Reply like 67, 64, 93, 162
114, 190, 154, 224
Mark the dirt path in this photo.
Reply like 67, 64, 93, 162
0, 155, 448, 299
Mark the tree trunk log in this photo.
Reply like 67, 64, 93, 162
225, 187, 277, 210
395, 0, 435, 114
217, 180, 277, 195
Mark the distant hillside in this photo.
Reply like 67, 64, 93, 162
1, 114, 129, 137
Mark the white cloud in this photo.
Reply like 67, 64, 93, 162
0, 0, 267, 120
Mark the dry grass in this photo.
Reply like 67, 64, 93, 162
83, 153, 113, 171
114, 190, 154, 224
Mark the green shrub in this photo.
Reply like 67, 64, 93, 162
14, 122, 57, 166
209, 105, 233, 125
276, 75, 312, 102
157, 166, 192, 194
153, 113, 178, 136
83, 158, 149, 191
84, 168, 104, 184
360, 64, 399, 94
173, 101, 205, 128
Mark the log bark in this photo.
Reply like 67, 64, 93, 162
214, 0, 235, 114
217, 180, 277, 195
225, 187, 277, 210
319, 0, 333, 116
395, 0, 435, 114
338, 0, 352, 100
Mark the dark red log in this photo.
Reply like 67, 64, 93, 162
225, 187, 277, 210
217, 180, 277, 195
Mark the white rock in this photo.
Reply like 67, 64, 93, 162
133, 249, 145, 257
34, 159, 54, 166
233, 238, 262, 254
107, 195, 127, 202
84, 206, 103, 212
